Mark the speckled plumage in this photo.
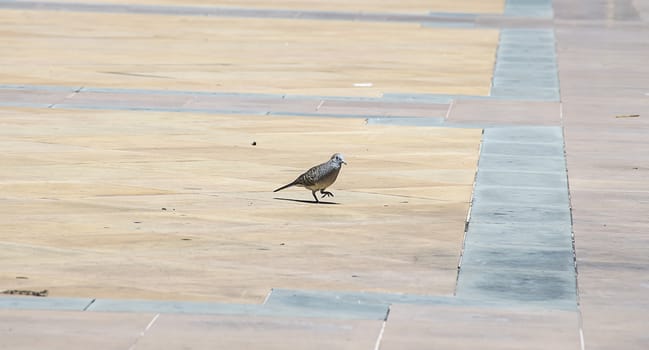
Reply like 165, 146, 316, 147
274, 153, 347, 202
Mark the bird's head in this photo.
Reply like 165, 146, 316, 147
330, 153, 347, 166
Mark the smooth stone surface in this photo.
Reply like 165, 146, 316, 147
458, 126, 574, 309
469, 202, 571, 224
0, 108, 481, 302
134, 313, 383, 350
475, 169, 567, 188
88, 299, 260, 315
0, 296, 93, 311
456, 267, 577, 308
267, 288, 455, 309
477, 154, 566, 173
448, 99, 561, 125
366, 116, 446, 126
479, 140, 564, 157
0, 10, 498, 97
464, 221, 573, 248
482, 126, 563, 143
0, 309, 154, 350
380, 304, 580, 350
461, 243, 574, 272
472, 185, 569, 207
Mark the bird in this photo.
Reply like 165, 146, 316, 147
274, 153, 347, 203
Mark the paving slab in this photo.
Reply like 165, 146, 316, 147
316, 99, 449, 118
472, 185, 569, 208
0, 9, 498, 97
0, 296, 93, 311
554, 5, 649, 348
448, 99, 560, 125
0, 87, 74, 108
265, 288, 454, 312
134, 313, 382, 350
464, 221, 573, 249
2, 0, 649, 348
89, 295, 389, 320
0, 309, 154, 350
379, 304, 581, 349
478, 153, 566, 173
0, 84, 451, 118
480, 140, 565, 157
88, 298, 260, 315
474, 169, 567, 189
0, 107, 481, 303
457, 126, 575, 309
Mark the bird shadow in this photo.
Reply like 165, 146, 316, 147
273, 197, 339, 205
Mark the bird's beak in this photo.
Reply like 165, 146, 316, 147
343, 160, 347, 165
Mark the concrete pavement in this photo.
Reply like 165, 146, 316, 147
1, 0, 648, 349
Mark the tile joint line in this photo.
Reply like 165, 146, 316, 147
373, 306, 390, 350
82, 298, 96, 311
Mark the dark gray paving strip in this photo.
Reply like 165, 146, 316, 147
491, 29, 560, 101
505, 0, 554, 18
0, 295, 388, 319
1, 0, 473, 25
0, 286, 568, 318
0, 84, 448, 119
0, 296, 94, 311
2, 0, 554, 27
456, 126, 577, 310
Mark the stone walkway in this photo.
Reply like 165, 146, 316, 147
1, 0, 648, 349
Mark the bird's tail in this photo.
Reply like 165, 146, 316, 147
273, 182, 295, 192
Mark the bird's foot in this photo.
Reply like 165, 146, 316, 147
320, 191, 334, 198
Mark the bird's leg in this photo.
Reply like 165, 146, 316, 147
311, 190, 320, 203
320, 189, 334, 198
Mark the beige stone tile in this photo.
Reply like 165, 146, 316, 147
0, 10, 498, 97
0, 309, 154, 350
0, 107, 481, 302
579, 302, 649, 350
135, 313, 382, 350
380, 304, 581, 350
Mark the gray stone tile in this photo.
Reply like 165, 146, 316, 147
497, 55, 557, 64
318, 99, 449, 118
465, 221, 574, 249
472, 185, 569, 208
483, 126, 563, 143
90, 295, 388, 320
475, 169, 567, 189
381, 93, 454, 104
68, 90, 192, 109
490, 86, 560, 100
480, 140, 564, 157
469, 202, 571, 224
366, 117, 445, 126
0, 296, 93, 311
267, 288, 455, 308
492, 78, 559, 89
264, 289, 391, 320
88, 298, 259, 315
494, 62, 558, 71
456, 268, 577, 308
478, 154, 566, 173
461, 243, 575, 272
0, 88, 73, 106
